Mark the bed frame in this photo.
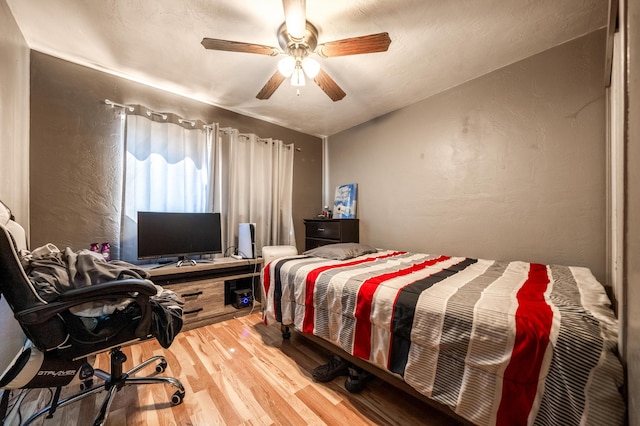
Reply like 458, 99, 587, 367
280, 324, 473, 425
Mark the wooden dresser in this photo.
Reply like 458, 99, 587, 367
304, 218, 359, 251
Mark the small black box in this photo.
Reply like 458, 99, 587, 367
225, 277, 254, 305
232, 289, 253, 309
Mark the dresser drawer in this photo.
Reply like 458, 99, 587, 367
170, 279, 225, 322
305, 220, 341, 239
303, 219, 359, 251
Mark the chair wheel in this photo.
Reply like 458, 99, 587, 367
80, 379, 94, 391
171, 390, 185, 405
156, 360, 168, 373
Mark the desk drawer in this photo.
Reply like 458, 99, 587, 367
171, 279, 225, 321
305, 221, 341, 240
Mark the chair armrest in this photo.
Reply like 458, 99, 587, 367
59, 279, 158, 301
16, 279, 158, 326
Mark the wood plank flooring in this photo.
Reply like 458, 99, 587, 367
6, 313, 461, 425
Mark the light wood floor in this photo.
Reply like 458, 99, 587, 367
7, 313, 461, 426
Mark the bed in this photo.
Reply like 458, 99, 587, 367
261, 244, 626, 426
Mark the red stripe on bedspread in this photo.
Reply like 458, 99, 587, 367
302, 251, 405, 334
353, 255, 450, 360
497, 263, 552, 426
262, 261, 272, 324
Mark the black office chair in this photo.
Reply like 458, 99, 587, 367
0, 204, 185, 426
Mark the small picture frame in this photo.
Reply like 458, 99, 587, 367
333, 183, 357, 218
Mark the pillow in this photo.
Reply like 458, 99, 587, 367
303, 243, 377, 260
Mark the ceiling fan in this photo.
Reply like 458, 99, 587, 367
201, 0, 391, 101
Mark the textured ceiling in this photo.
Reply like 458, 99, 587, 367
7, 0, 607, 137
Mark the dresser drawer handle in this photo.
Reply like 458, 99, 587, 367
317, 228, 325, 231
184, 307, 203, 315
181, 291, 203, 298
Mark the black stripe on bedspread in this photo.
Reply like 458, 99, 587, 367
272, 258, 287, 323
312, 253, 433, 353
389, 257, 478, 375
273, 256, 328, 323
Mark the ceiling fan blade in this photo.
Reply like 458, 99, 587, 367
313, 68, 346, 102
282, 0, 306, 40
316, 32, 391, 58
201, 38, 280, 56
256, 70, 286, 100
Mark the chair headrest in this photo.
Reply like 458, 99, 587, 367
0, 200, 12, 226
0, 200, 27, 251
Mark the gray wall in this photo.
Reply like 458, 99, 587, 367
29, 52, 322, 256
625, 1, 639, 423
328, 30, 608, 283
0, 0, 29, 225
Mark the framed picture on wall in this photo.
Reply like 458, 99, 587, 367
333, 183, 357, 218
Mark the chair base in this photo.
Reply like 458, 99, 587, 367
23, 347, 185, 426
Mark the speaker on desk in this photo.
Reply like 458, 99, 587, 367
238, 223, 255, 259
232, 289, 253, 309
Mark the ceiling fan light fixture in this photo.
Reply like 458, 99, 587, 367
291, 64, 305, 86
301, 57, 320, 78
283, 0, 306, 40
278, 56, 296, 77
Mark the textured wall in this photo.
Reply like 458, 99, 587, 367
328, 30, 607, 282
29, 52, 322, 256
0, 0, 29, 225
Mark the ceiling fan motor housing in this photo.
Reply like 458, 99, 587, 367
277, 21, 318, 58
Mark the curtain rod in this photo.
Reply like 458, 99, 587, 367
146, 110, 167, 120
105, 101, 293, 147
104, 99, 213, 130
220, 127, 301, 151
179, 118, 196, 127
104, 99, 134, 112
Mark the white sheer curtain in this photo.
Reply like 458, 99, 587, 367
120, 111, 213, 262
218, 129, 295, 257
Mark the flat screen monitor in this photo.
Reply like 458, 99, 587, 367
137, 211, 222, 260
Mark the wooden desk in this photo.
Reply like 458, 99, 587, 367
143, 257, 263, 330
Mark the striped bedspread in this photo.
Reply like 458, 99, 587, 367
262, 250, 625, 426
